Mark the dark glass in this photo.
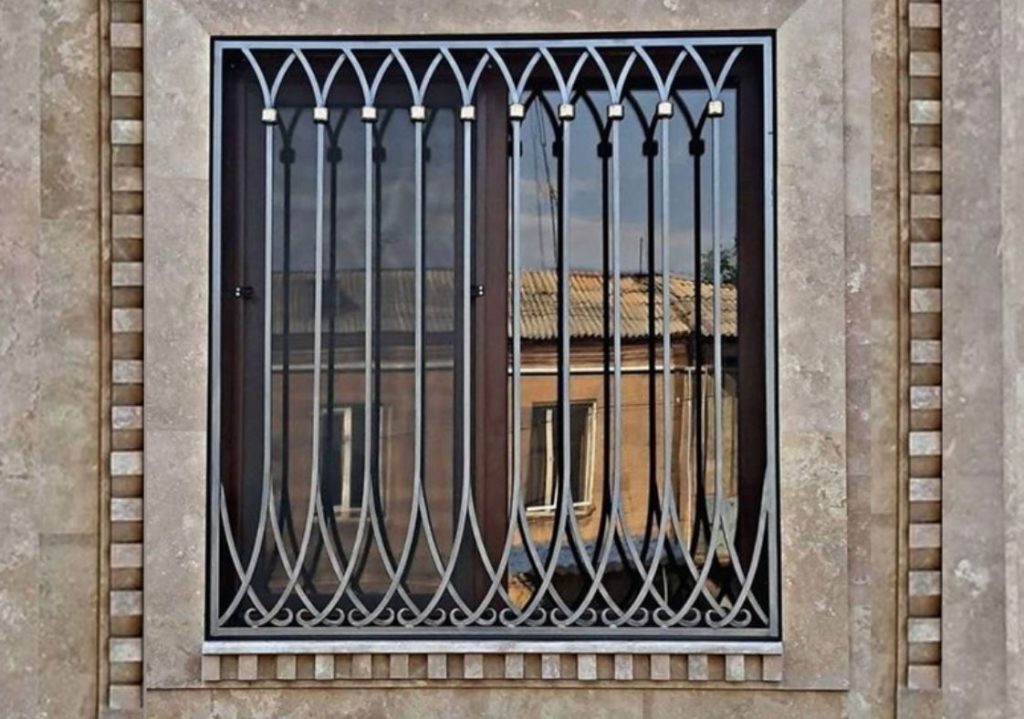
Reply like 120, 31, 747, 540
215, 42, 768, 635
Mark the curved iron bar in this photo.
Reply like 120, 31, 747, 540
559, 49, 704, 627
667, 86, 716, 563
503, 48, 592, 627
662, 45, 769, 628
244, 48, 337, 628
220, 50, 329, 627
341, 52, 443, 625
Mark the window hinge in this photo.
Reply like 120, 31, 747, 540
471, 284, 485, 299
231, 286, 254, 300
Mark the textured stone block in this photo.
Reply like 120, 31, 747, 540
388, 653, 409, 679
725, 655, 745, 682
110, 590, 143, 616
112, 261, 144, 287
108, 685, 142, 710
541, 654, 560, 680
910, 288, 942, 313
112, 360, 143, 384
909, 523, 942, 549
577, 654, 597, 680
911, 386, 942, 410
908, 618, 941, 643
200, 655, 221, 682
111, 72, 143, 98
910, 340, 942, 364
112, 213, 143, 238
463, 654, 483, 679
910, 242, 942, 267
427, 654, 447, 679
762, 654, 784, 682
314, 654, 335, 680
908, 3, 940, 28
910, 146, 942, 173
910, 195, 942, 221
907, 664, 940, 690
237, 655, 258, 681
109, 638, 142, 663
112, 308, 143, 332
112, 406, 144, 430
909, 431, 942, 457
351, 654, 372, 679
110, 497, 143, 521
112, 166, 143, 193
909, 51, 941, 77
613, 654, 633, 681
910, 100, 941, 125
276, 654, 297, 680
910, 477, 942, 502
649, 654, 670, 681
504, 654, 524, 679
909, 570, 942, 596
687, 654, 709, 681
111, 22, 143, 48
111, 120, 143, 144
110, 542, 143, 568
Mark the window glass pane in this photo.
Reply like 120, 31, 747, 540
525, 406, 551, 508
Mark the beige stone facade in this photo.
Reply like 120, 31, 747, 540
1, 0, 1023, 717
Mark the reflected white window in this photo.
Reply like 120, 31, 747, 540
525, 402, 595, 512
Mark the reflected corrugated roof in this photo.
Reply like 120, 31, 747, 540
272, 269, 736, 338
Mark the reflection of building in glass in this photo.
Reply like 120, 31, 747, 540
260, 269, 741, 609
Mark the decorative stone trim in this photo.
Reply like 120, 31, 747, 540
197, 652, 783, 684
904, 0, 942, 692
101, 0, 145, 712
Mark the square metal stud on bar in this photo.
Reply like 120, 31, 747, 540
509, 102, 525, 120
410, 104, 427, 122
460, 105, 476, 122
313, 106, 329, 124
607, 103, 624, 120
361, 106, 377, 122
261, 107, 278, 124
707, 99, 725, 117
558, 103, 575, 120
656, 100, 674, 118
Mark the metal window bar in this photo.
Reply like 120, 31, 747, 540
209, 35, 777, 639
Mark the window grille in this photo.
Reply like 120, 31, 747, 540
209, 35, 778, 640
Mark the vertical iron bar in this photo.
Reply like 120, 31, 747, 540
689, 122, 706, 554
596, 110, 612, 568
320, 123, 340, 573
644, 121, 658, 558
414, 118, 425, 552
762, 40, 780, 635
280, 122, 294, 557
462, 113, 472, 578
711, 109, 724, 562
209, 43, 224, 631
558, 118, 572, 558
660, 116, 674, 580
260, 102, 274, 586
361, 119, 375, 590
610, 118, 624, 576
303, 116, 328, 596
510, 118, 523, 545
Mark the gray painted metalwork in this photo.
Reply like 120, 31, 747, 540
209, 35, 777, 640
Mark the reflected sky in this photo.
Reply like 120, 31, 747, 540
268, 87, 738, 276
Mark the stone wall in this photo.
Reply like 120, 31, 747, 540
0, 0, 1022, 717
